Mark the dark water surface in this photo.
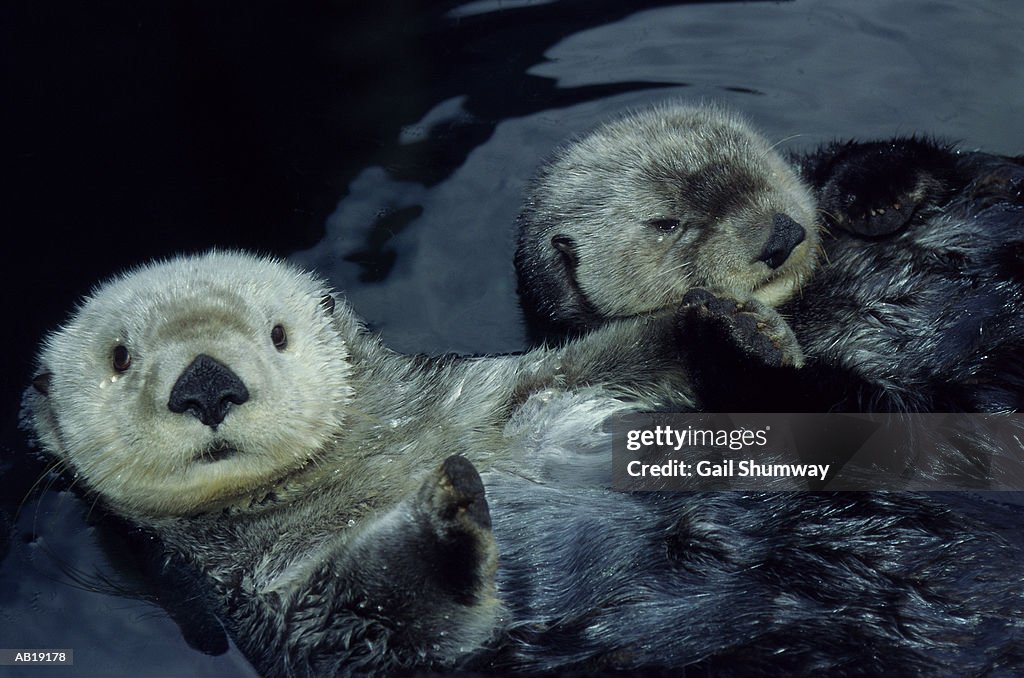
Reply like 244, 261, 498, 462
3, 1, 1024, 675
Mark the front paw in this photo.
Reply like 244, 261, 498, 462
679, 289, 804, 369
815, 138, 959, 238
296, 456, 499, 671
342, 455, 497, 610
415, 455, 494, 558
828, 195, 917, 237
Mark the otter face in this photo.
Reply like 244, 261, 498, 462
26, 251, 354, 517
517, 103, 820, 330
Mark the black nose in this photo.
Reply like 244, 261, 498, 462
757, 213, 806, 269
168, 354, 249, 428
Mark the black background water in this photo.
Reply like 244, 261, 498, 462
3, 1, 1023, 675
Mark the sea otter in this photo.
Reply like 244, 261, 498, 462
22, 251, 1024, 675
515, 102, 1024, 413
20, 249, 779, 674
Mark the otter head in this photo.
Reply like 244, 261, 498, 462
25, 251, 355, 518
515, 103, 820, 339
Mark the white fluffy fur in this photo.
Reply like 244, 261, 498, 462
27, 251, 352, 516
518, 102, 820, 321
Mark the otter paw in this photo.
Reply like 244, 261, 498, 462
416, 454, 492, 535
679, 289, 804, 369
815, 139, 959, 238
829, 196, 918, 238
412, 456, 497, 597
819, 168, 922, 237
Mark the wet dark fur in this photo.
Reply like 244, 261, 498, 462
481, 484, 1024, 675
777, 147, 1024, 413
127, 459, 1024, 676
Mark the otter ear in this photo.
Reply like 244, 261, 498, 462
319, 294, 336, 316
32, 373, 51, 396
550, 234, 580, 269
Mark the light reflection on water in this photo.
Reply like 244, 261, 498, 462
297, 0, 1024, 359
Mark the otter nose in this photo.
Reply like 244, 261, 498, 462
757, 213, 806, 269
168, 354, 249, 428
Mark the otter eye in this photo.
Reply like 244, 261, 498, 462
646, 218, 681, 232
271, 324, 288, 351
319, 294, 335, 316
112, 345, 131, 372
